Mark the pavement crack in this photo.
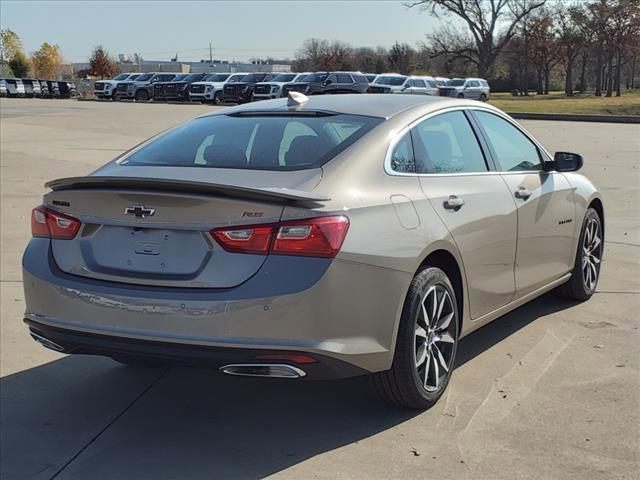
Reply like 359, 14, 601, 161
605, 240, 640, 247
48, 367, 169, 480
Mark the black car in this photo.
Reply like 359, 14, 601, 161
58, 82, 78, 98
39, 80, 49, 97
282, 71, 369, 96
220, 73, 274, 104
45, 81, 60, 98
153, 73, 208, 101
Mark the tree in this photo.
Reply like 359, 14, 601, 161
1, 29, 23, 76
8, 50, 30, 77
387, 42, 416, 74
89, 45, 118, 79
31, 42, 63, 79
408, 0, 547, 77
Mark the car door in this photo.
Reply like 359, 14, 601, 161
408, 109, 518, 319
472, 110, 576, 298
336, 73, 354, 93
324, 73, 338, 93
411, 79, 428, 95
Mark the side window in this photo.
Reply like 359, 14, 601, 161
413, 79, 426, 88
390, 133, 415, 173
475, 111, 542, 171
404, 79, 413, 87
326, 73, 338, 84
337, 74, 353, 83
469, 80, 479, 87
412, 111, 488, 174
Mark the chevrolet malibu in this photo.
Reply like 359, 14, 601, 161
22, 94, 604, 409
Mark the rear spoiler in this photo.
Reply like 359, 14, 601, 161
45, 176, 330, 204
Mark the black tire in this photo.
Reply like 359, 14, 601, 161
557, 208, 603, 301
135, 90, 149, 102
480, 93, 487, 102
213, 91, 222, 105
457, 93, 464, 99
372, 267, 460, 409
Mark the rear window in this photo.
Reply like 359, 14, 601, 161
121, 113, 383, 171
376, 76, 406, 86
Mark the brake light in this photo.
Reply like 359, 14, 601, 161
272, 216, 349, 258
211, 215, 349, 258
210, 225, 275, 254
31, 206, 81, 239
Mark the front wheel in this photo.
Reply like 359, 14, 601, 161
457, 93, 464, 99
135, 90, 149, 102
557, 208, 603, 301
372, 267, 459, 409
479, 93, 487, 102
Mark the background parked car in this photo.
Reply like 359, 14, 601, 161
115, 73, 162, 100
364, 73, 378, 84
132, 73, 181, 102
221, 72, 272, 104
189, 73, 248, 104
39, 80, 49, 97
58, 82, 78, 98
252, 72, 311, 101
0, 79, 7, 97
153, 72, 208, 102
45, 80, 60, 98
368, 74, 436, 95
94, 73, 137, 100
438, 78, 490, 101
282, 71, 369, 96
21, 78, 39, 97
2, 78, 26, 97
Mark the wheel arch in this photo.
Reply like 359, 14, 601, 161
588, 196, 605, 240
416, 247, 467, 334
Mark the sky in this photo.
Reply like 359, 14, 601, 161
1, 1, 439, 63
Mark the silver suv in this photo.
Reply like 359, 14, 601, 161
438, 78, 490, 101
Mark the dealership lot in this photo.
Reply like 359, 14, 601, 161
1, 98, 638, 479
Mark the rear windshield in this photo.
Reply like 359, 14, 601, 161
376, 76, 406, 86
121, 113, 383, 170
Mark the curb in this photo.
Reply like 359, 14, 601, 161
507, 112, 640, 124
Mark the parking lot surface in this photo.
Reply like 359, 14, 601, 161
1, 98, 639, 480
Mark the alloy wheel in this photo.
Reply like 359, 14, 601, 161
582, 216, 602, 291
414, 285, 456, 392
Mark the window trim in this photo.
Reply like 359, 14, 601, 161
384, 106, 553, 177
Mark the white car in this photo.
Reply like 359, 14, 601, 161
189, 73, 250, 104
94, 73, 140, 100
369, 74, 437, 95
252, 72, 311, 101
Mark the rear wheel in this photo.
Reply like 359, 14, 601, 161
112, 90, 119, 101
457, 93, 464, 99
480, 93, 487, 102
135, 90, 149, 102
557, 208, 603, 301
372, 267, 459, 409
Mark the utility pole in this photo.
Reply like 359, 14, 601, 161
209, 42, 213, 64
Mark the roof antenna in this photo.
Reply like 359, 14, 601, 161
287, 91, 309, 107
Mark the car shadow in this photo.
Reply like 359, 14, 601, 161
1, 291, 577, 479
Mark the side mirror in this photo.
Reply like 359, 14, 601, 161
547, 152, 583, 172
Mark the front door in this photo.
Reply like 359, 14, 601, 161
473, 110, 576, 298
409, 110, 518, 319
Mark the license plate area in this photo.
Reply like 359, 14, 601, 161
83, 226, 211, 277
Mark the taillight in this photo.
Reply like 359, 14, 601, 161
31, 206, 81, 239
210, 224, 275, 254
211, 215, 349, 259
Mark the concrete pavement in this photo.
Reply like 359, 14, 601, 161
1, 98, 638, 480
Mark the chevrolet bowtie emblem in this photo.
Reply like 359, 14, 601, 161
124, 205, 156, 219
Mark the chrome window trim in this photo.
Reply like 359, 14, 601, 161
384, 105, 553, 177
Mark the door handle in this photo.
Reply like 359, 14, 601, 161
515, 188, 532, 200
444, 195, 465, 210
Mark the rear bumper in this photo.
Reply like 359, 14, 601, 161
25, 318, 366, 379
22, 238, 410, 376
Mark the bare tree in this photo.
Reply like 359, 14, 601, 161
408, 0, 547, 77
387, 42, 416, 74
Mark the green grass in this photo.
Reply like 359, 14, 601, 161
489, 90, 640, 116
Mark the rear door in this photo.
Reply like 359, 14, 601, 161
472, 110, 576, 298
409, 109, 518, 319
411, 79, 428, 95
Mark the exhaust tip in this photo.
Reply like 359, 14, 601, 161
30, 331, 66, 352
220, 363, 306, 379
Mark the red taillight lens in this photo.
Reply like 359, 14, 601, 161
211, 224, 276, 254
210, 216, 349, 258
272, 216, 349, 258
31, 206, 81, 239
253, 354, 318, 364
